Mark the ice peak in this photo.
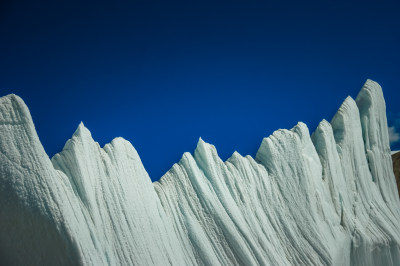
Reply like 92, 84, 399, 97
363, 78, 379, 87
197, 136, 206, 145
335, 96, 358, 119
357, 78, 382, 98
72, 121, 92, 139
311, 119, 334, 152
319, 119, 330, 127
355, 78, 389, 150
356, 79, 385, 112
227, 151, 243, 165
291, 122, 310, 139
344, 95, 354, 104
195, 137, 215, 155
232, 150, 242, 158
0, 93, 23, 104
0, 93, 33, 125
315, 119, 332, 134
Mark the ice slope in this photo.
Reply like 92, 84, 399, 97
0, 79, 399, 265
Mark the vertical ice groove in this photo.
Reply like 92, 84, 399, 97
355, 79, 400, 208
156, 151, 243, 266
311, 119, 350, 225
194, 138, 285, 265
329, 87, 400, 266
255, 122, 342, 265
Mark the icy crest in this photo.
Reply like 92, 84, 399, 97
0, 80, 399, 265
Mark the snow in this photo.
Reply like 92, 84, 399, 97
0, 79, 400, 265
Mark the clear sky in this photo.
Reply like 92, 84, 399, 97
1, 0, 399, 181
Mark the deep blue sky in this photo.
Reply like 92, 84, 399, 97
1, 0, 399, 181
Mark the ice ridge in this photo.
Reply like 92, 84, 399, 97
0, 80, 399, 265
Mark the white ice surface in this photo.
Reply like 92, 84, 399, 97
0, 79, 399, 265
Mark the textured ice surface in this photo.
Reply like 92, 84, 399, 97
0, 79, 399, 265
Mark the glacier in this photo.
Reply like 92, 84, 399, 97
0, 79, 399, 265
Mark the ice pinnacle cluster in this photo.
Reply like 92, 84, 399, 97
0, 80, 399, 265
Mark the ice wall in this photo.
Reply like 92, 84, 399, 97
0, 79, 399, 265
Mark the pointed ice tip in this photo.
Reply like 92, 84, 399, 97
228, 151, 241, 159
296, 121, 307, 129
337, 96, 357, 114
338, 96, 356, 112
196, 137, 216, 151
344, 95, 353, 102
291, 121, 310, 138
321, 119, 332, 129
363, 79, 382, 93
196, 137, 209, 150
195, 137, 219, 160
316, 119, 329, 129
313, 119, 333, 140
226, 151, 243, 164
355, 79, 385, 115
232, 151, 240, 156
73, 121, 91, 138
359, 79, 383, 99
364, 78, 378, 87
76, 121, 86, 131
